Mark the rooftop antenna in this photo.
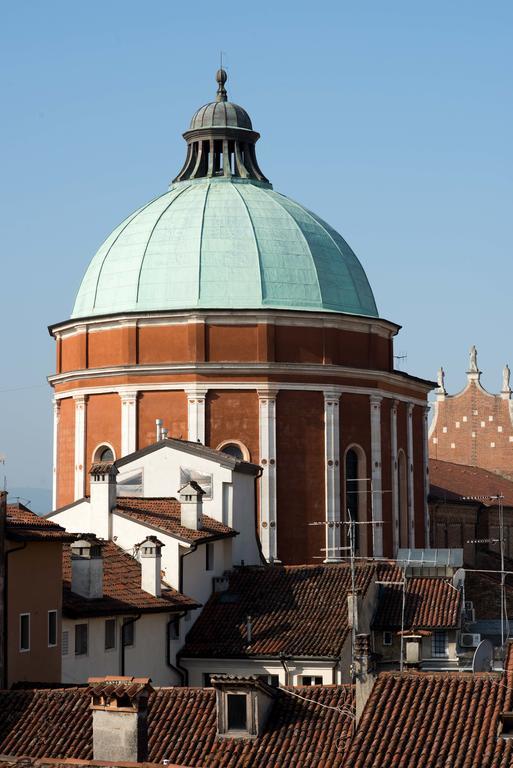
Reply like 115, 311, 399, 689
394, 351, 408, 371
464, 493, 507, 649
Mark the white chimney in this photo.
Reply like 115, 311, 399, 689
71, 536, 103, 599
403, 633, 423, 667
354, 634, 376, 725
89, 676, 153, 762
155, 418, 163, 441
179, 481, 205, 530
89, 462, 118, 540
139, 536, 164, 597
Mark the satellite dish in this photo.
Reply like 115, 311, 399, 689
472, 639, 493, 673
453, 568, 465, 589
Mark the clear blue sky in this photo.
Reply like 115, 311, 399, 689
1, 1, 511, 508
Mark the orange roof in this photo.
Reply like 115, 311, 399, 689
373, 577, 461, 630
115, 497, 236, 544
430, 459, 513, 506
6, 503, 75, 542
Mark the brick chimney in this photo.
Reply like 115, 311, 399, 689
89, 462, 118, 540
211, 674, 276, 738
353, 634, 376, 725
89, 676, 153, 762
179, 481, 205, 530
139, 535, 164, 597
71, 535, 104, 599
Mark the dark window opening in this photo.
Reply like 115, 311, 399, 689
99, 446, 114, 461
20, 614, 30, 652
301, 675, 323, 686
122, 618, 135, 647
383, 631, 393, 646
205, 542, 214, 572
227, 694, 247, 730
345, 449, 360, 551
48, 611, 57, 647
105, 618, 116, 650
221, 443, 244, 460
75, 623, 88, 656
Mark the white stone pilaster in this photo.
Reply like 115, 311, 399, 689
370, 394, 383, 558
324, 391, 341, 561
120, 390, 138, 456
423, 405, 430, 546
186, 387, 208, 444
407, 402, 415, 548
390, 400, 399, 556
74, 394, 87, 501
258, 389, 278, 562
52, 398, 60, 510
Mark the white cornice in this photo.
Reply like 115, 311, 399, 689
48, 360, 433, 396
52, 379, 428, 407
49, 309, 400, 339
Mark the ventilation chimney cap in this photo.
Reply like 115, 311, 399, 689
179, 481, 206, 501
89, 675, 154, 710
71, 534, 104, 559
139, 535, 164, 557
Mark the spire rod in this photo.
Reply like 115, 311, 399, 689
216, 65, 228, 102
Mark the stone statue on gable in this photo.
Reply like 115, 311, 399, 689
503, 364, 511, 393
437, 366, 447, 394
468, 345, 478, 373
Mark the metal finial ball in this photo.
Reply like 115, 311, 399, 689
216, 68, 228, 85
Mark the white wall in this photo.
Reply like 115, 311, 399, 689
182, 656, 346, 686
62, 613, 181, 686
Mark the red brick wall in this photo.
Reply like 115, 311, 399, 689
138, 391, 188, 447
430, 381, 513, 478
276, 391, 325, 564
84, 394, 121, 495
57, 398, 75, 508
205, 390, 259, 463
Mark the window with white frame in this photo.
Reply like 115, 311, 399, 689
432, 630, 448, 657
19, 613, 30, 652
48, 610, 57, 647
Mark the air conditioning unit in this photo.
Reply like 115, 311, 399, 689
460, 632, 481, 648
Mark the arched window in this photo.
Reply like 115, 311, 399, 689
344, 446, 367, 556
93, 444, 115, 463
216, 440, 250, 461
398, 449, 408, 547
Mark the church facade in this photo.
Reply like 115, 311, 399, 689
48, 70, 433, 564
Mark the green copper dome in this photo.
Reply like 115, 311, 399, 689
71, 71, 378, 320
72, 178, 378, 319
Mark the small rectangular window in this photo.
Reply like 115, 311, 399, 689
227, 694, 247, 730
383, 631, 393, 646
300, 675, 323, 686
432, 630, 448, 658
203, 673, 212, 687
205, 542, 214, 572
20, 614, 30, 652
75, 623, 88, 656
48, 610, 57, 647
62, 630, 69, 656
122, 618, 135, 647
105, 619, 116, 650
268, 674, 280, 687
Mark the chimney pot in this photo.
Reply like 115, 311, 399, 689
139, 535, 164, 597
179, 481, 205, 530
89, 676, 153, 762
71, 535, 104, 599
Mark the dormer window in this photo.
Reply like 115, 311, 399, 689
227, 694, 248, 731
501, 712, 513, 739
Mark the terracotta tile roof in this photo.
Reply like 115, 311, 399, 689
430, 459, 513, 507
465, 567, 513, 621
0, 684, 354, 767
114, 497, 236, 544
342, 670, 513, 768
62, 540, 198, 617
6, 503, 75, 542
372, 577, 461, 630
88, 676, 152, 701
181, 562, 376, 658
